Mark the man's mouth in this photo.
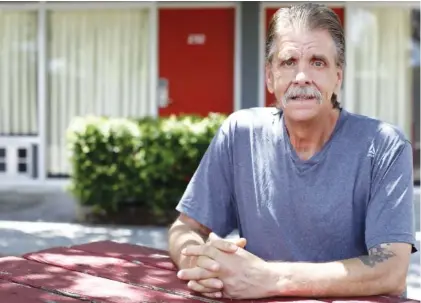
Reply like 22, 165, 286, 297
290, 95, 316, 100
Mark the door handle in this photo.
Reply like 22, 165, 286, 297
158, 78, 173, 108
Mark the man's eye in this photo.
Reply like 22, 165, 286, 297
282, 59, 295, 66
313, 60, 325, 67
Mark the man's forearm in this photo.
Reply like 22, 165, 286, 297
267, 244, 407, 298
168, 218, 209, 269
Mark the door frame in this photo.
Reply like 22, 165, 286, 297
156, 1, 241, 115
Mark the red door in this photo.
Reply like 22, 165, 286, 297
264, 7, 345, 107
158, 8, 235, 117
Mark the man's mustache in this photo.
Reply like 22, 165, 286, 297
282, 86, 323, 105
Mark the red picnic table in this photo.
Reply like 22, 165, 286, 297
0, 240, 418, 303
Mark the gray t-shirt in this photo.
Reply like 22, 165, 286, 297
176, 107, 417, 262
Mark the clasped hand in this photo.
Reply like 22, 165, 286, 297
177, 233, 272, 299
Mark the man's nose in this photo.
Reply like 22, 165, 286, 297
293, 71, 311, 86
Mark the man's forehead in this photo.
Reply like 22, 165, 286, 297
275, 28, 336, 57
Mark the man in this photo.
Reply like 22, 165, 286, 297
168, 3, 417, 300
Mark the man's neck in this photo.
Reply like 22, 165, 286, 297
284, 109, 340, 160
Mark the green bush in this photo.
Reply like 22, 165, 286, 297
66, 113, 226, 218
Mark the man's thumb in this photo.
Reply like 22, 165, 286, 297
234, 237, 247, 248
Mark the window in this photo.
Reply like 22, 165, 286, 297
46, 9, 151, 175
345, 6, 419, 183
0, 148, 6, 173
17, 147, 28, 174
0, 11, 38, 135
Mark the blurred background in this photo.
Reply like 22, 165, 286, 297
0, 0, 418, 299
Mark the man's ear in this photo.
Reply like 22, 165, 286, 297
265, 63, 274, 94
334, 68, 343, 94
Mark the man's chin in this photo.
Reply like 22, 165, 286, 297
283, 107, 320, 122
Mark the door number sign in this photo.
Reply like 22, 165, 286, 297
187, 34, 206, 45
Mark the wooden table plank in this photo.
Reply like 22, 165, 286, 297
23, 246, 330, 303
0, 256, 204, 303
67, 241, 418, 303
0, 279, 84, 303
71, 240, 177, 271
321, 298, 419, 303
24, 247, 200, 298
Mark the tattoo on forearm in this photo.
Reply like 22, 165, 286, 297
358, 243, 396, 268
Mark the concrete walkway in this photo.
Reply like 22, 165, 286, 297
0, 188, 419, 300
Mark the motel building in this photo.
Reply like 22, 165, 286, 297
0, 1, 419, 188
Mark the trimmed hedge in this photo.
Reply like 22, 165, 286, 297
66, 113, 226, 220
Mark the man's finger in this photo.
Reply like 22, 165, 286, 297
187, 280, 222, 294
177, 266, 216, 281
208, 232, 247, 252
208, 232, 222, 241
208, 233, 238, 252
197, 278, 223, 290
196, 256, 220, 272
209, 232, 247, 247
202, 291, 223, 298
181, 244, 219, 260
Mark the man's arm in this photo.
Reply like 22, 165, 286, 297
264, 132, 415, 298
169, 114, 238, 269
266, 242, 411, 297
168, 213, 211, 269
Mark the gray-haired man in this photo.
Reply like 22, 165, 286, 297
168, 3, 417, 300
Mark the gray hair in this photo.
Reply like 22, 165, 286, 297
265, 3, 345, 109
265, 3, 345, 67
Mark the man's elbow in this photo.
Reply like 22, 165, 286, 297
369, 243, 411, 297
385, 281, 406, 297
384, 267, 408, 296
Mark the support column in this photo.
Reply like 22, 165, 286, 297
240, 1, 260, 109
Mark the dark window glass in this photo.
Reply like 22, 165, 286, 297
18, 163, 27, 173
18, 148, 27, 159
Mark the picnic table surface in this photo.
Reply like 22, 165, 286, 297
0, 240, 418, 303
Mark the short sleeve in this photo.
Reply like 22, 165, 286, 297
365, 127, 418, 253
175, 118, 237, 238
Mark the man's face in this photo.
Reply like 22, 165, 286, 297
265, 28, 343, 122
